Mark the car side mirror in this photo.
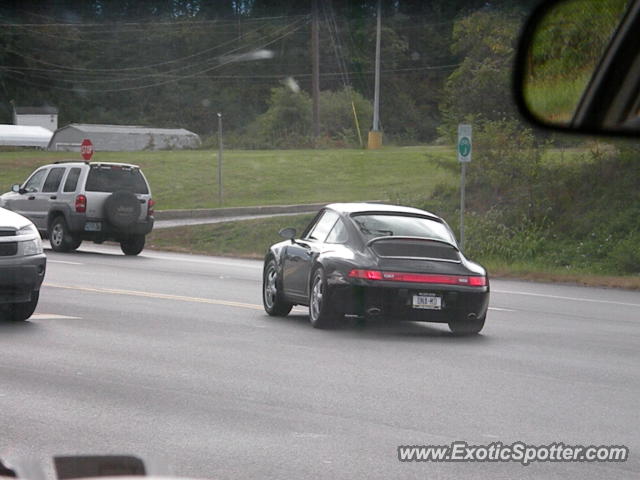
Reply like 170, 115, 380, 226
11, 184, 21, 193
513, 0, 640, 136
279, 227, 296, 242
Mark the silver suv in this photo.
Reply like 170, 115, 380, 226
0, 161, 154, 256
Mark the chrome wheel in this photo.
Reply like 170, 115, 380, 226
264, 264, 278, 310
308, 268, 339, 329
51, 223, 64, 247
309, 274, 323, 323
262, 259, 293, 317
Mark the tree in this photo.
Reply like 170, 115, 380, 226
438, 9, 523, 139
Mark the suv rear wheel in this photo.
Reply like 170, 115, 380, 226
120, 234, 145, 255
48, 216, 80, 252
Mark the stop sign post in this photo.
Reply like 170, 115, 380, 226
80, 138, 94, 161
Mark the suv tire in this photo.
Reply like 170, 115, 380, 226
5, 291, 39, 321
48, 216, 79, 252
104, 191, 141, 229
120, 234, 145, 256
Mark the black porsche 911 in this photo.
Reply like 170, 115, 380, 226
262, 203, 489, 335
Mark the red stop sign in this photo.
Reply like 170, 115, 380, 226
80, 138, 94, 160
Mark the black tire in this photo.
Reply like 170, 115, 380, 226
104, 191, 141, 229
69, 238, 83, 251
5, 291, 39, 321
120, 235, 145, 255
448, 316, 486, 336
308, 267, 341, 329
48, 216, 78, 252
262, 259, 293, 316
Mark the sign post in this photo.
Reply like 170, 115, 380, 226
80, 138, 94, 161
217, 113, 223, 206
457, 124, 472, 250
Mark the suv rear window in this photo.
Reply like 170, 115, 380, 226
85, 165, 149, 194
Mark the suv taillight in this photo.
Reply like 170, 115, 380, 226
75, 194, 87, 213
148, 199, 155, 217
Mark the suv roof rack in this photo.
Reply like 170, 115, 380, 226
53, 160, 90, 165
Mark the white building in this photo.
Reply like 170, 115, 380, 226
13, 106, 59, 132
0, 124, 53, 148
48, 124, 201, 151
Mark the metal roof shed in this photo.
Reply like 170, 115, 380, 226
48, 124, 201, 152
0, 124, 53, 148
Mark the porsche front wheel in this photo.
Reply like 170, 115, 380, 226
263, 259, 293, 316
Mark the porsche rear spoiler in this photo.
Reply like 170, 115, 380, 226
366, 236, 459, 250
366, 236, 462, 263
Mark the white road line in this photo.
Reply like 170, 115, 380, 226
48, 260, 83, 265
31, 313, 81, 320
493, 289, 640, 308
488, 307, 515, 312
44, 282, 265, 311
146, 254, 263, 269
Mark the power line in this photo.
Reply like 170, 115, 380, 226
0, 63, 461, 79
0, 13, 310, 29
2, 16, 309, 75
1, 19, 312, 92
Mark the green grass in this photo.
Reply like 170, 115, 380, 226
147, 214, 316, 259
0, 146, 456, 211
524, 71, 592, 124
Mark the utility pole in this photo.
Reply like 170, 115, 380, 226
217, 112, 223, 206
311, 0, 320, 142
368, 0, 382, 149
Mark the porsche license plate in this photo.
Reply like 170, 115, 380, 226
412, 293, 442, 310
84, 221, 102, 232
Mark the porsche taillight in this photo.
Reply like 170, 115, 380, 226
348, 269, 486, 286
347, 269, 384, 280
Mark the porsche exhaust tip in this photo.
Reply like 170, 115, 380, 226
366, 307, 382, 317
467, 313, 477, 320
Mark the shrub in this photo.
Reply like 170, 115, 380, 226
609, 232, 640, 274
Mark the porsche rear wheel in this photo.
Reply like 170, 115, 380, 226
448, 316, 485, 335
263, 259, 293, 316
309, 267, 340, 329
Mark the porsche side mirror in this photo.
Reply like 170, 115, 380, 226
11, 184, 20, 193
513, 0, 640, 136
278, 227, 296, 241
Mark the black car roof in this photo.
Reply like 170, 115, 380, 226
325, 202, 440, 219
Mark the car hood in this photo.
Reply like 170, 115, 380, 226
0, 206, 33, 230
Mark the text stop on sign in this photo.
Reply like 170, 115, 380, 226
81, 139, 94, 161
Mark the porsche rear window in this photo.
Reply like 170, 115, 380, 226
351, 214, 454, 244
85, 166, 149, 194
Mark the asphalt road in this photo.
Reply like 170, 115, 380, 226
1, 244, 639, 480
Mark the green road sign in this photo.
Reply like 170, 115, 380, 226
458, 137, 471, 157
457, 124, 472, 163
